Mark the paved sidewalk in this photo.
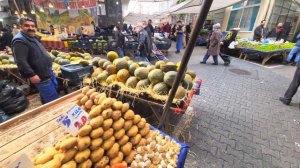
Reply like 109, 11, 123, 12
166, 45, 300, 168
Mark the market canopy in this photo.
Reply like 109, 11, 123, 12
123, 12, 167, 25
170, 0, 242, 14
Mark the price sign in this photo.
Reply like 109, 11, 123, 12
57, 105, 89, 136
8, 154, 33, 168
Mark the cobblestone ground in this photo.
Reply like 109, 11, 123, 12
166, 45, 300, 168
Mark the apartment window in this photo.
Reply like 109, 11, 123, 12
227, 0, 261, 31
267, 0, 300, 34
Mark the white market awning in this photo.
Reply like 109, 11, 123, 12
123, 12, 167, 25
171, 0, 242, 14
158, 0, 194, 14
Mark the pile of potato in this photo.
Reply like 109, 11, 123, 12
33, 86, 151, 168
131, 130, 181, 168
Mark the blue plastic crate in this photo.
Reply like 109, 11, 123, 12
60, 64, 93, 86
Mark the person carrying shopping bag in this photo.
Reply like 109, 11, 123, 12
200, 23, 222, 65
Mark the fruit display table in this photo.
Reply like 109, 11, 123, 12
239, 47, 291, 65
237, 42, 294, 65
0, 90, 80, 167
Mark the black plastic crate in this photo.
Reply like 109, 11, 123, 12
61, 64, 93, 86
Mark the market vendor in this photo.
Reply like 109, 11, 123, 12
253, 20, 268, 41
11, 17, 59, 104
266, 23, 287, 41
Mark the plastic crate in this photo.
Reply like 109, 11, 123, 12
60, 64, 93, 86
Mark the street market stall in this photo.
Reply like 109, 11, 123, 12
237, 41, 295, 65
0, 88, 190, 168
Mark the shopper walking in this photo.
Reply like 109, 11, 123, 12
185, 23, 192, 45
253, 20, 268, 41
286, 34, 300, 65
220, 28, 240, 66
200, 23, 222, 65
12, 17, 58, 104
114, 25, 125, 57
135, 23, 151, 62
163, 22, 172, 38
175, 21, 184, 54
279, 61, 300, 108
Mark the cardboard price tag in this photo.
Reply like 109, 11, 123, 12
8, 154, 34, 168
57, 105, 89, 136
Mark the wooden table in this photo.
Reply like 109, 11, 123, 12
0, 90, 80, 167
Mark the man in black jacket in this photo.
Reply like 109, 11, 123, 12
12, 17, 58, 104
279, 61, 300, 108
135, 24, 151, 62
253, 20, 268, 41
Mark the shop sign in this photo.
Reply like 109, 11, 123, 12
8, 154, 33, 168
57, 105, 89, 136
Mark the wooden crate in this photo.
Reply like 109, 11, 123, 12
0, 90, 80, 167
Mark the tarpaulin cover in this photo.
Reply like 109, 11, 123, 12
240, 48, 291, 59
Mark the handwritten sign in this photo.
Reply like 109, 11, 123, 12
57, 105, 89, 136
8, 154, 33, 168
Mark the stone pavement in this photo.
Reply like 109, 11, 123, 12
165, 45, 300, 168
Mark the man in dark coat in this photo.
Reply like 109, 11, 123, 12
253, 20, 268, 41
11, 17, 58, 104
114, 25, 125, 57
135, 24, 151, 62
148, 19, 154, 36
267, 23, 287, 41
280, 61, 300, 108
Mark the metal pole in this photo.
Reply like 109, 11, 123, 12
158, 0, 214, 129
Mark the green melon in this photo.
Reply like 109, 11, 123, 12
51, 50, 59, 56
106, 64, 117, 75
146, 65, 155, 72
138, 61, 150, 67
2, 59, 9, 64
164, 71, 177, 87
129, 63, 139, 76
125, 76, 139, 88
97, 71, 109, 82
185, 74, 193, 81
92, 57, 101, 67
103, 61, 112, 70
84, 56, 92, 60
155, 60, 165, 69
92, 68, 103, 78
98, 59, 108, 69
134, 67, 149, 80
106, 74, 117, 84
49, 54, 56, 61
152, 82, 169, 95
54, 57, 62, 64
160, 64, 177, 72
107, 51, 119, 62
186, 71, 196, 79
59, 59, 70, 65
174, 86, 187, 99
115, 59, 129, 71
136, 79, 151, 90
117, 69, 130, 83
127, 60, 133, 66
148, 69, 164, 84
182, 79, 193, 90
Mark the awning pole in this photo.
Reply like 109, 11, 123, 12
158, 0, 214, 129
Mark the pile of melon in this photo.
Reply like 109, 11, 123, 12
0, 52, 17, 68
89, 51, 196, 100
33, 87, 181, 168
49, 50, 92, 66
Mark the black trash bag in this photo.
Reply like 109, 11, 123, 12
0, 80, 29, 115
0, 109, 11, 123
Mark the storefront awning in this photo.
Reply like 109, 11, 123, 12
123, 12, 167, 25
171, 0, 242, 14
